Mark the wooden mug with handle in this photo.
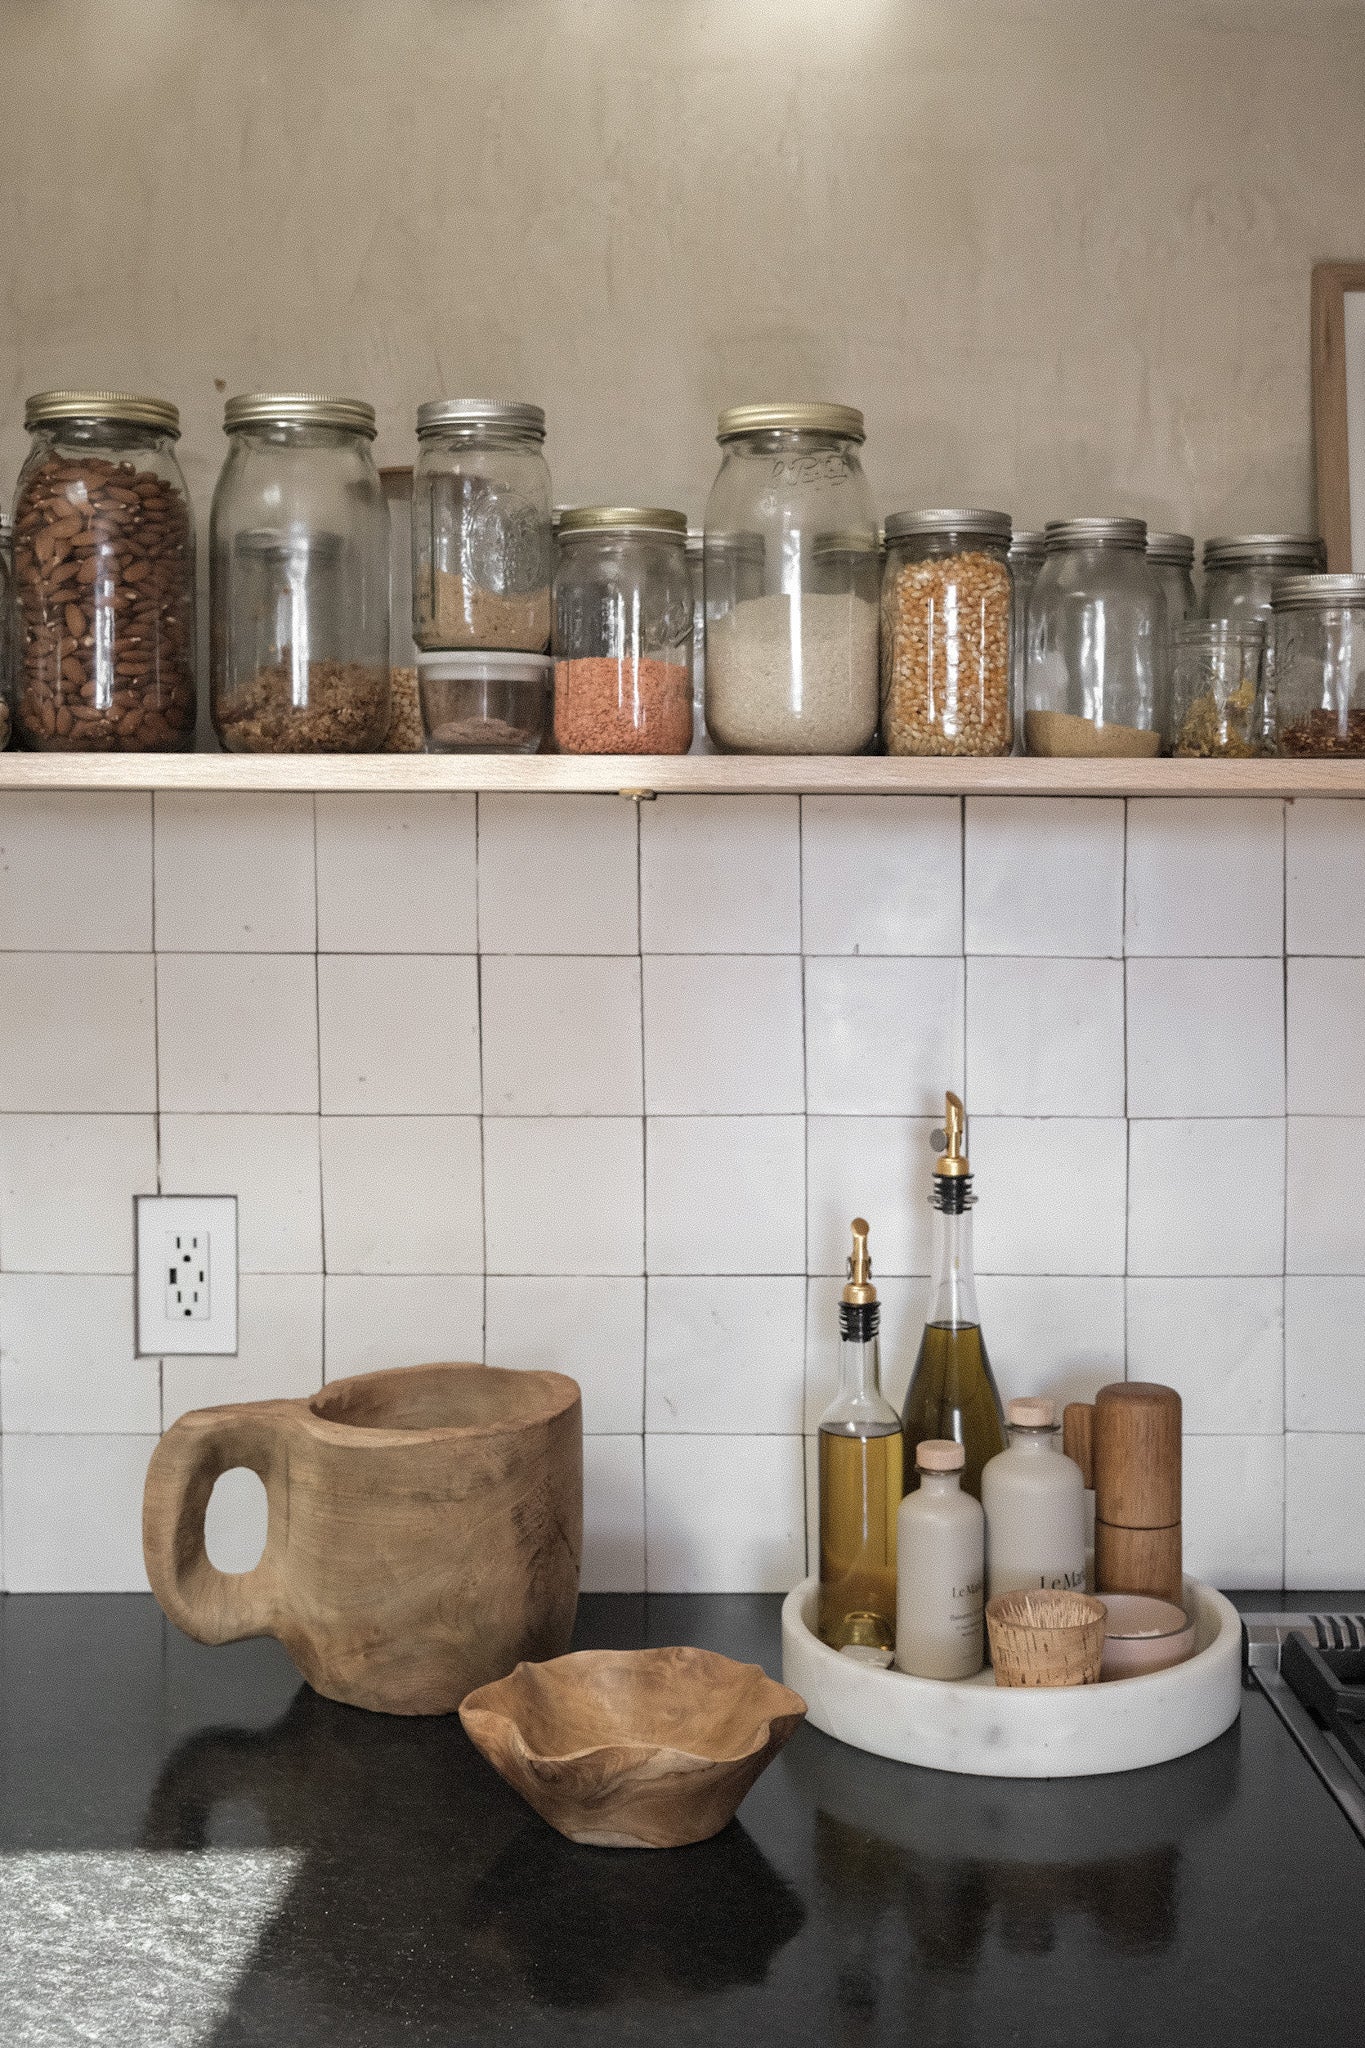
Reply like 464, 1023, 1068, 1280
143, 1361, 582, 1715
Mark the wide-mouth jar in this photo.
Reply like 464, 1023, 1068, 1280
703, 403, 879, 755
553, 508, 693, 754
1170, 619, 1266, 757
12, 390, 196, 752
210, 394, 391, 753
881, 509, 1013, 756
416, 649, 549, 753
1024, 517, 1166, 756
412, 400, 552, 652
1272, 573, 1365, 757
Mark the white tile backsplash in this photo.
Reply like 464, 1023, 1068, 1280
316, 793, 477, 953
157, 954, 319, 1114
1125, 798, 1284, 956
154, 793, 316, 952
643, 955, 803, 1115
641, 795, 800, 953
482, 955, 643, 1116
804, 955, 964, 1115
646, 1116, 805, 1275
964, 797, 1124, 956
1126, 957, 1285, 1118
3, 791, 1362, 1594
966, 956, 1125, 1117
319, 954, 481, 1115
801, 795, 962, 955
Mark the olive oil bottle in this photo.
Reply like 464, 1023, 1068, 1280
818, 1219, 904, 1652
901, 1093, 1007, 1502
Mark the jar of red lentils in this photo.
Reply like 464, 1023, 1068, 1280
552, 507, 694, 753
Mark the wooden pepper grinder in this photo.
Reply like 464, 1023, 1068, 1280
1062, 1384, 1182, 1607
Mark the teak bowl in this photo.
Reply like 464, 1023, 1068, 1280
459, 1645, 807, 1848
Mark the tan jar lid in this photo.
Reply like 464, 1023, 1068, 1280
558, 506, 687, 538
916, 1439, 964, 1473
224, 393, 377, 437
25, 390, 180, 437
1008, 1398, 1057, 1429
717, 402, 864, 444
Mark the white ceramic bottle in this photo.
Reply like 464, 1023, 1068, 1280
981, 1397, 1087, 1601
894, 1439, 984, 1679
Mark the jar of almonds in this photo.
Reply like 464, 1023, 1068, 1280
12, 392, 196, 751
881, 510, 1013, 754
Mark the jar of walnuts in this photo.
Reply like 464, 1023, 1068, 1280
881, 509, 1013, 754
12, 391, 196, 751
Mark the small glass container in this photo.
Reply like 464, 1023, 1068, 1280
0, 510, 12, 749
552, 507, 694, 754
1024, 517, 1166, 756
1007, 529, 1046, 755
211, 394, 390, 752
881, 509, 1013, 755
412, 400, 551, 651
1204, 531, 1323, 741
12, 390, 195, 751
1273, 573, 1365, 756
1147, 531, 1197, 631
416, 649, 549, 752
1170, 620, 1265, 757
704, 403, 879, 754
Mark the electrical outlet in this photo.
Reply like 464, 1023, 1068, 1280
137, 1195, 238, 1357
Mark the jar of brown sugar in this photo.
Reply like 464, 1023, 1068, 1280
412, 400, 552, 652
552, 508, 694, 754
881, 510, 1013, 755
12, 391, 196, 752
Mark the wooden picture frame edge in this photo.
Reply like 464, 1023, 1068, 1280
1312, 260, 1365, 571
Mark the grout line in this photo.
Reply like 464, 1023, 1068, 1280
797, 794, 810, 1573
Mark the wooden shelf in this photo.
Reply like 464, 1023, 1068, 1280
0, 753, 1360, 797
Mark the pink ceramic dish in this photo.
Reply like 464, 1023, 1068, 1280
1099, 1594, 1197, 1680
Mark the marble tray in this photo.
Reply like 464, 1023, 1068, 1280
781, 1576, 1242, 1778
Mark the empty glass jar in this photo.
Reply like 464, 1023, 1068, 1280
881, 509, 1013, 755
1273, 574, 1365, 756
704, 403, 879, 754
1204, 532, 1323, 741
1147, 532, 1197, 631
412, 400, 551, 652
1024, 518, 1166, 756
211, 394, 390, 752
1170, 620, 1265, 756
12, 391, 195, 751
553, 507, 694, 753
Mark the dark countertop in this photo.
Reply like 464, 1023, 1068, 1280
1, 1591, 1363, 2047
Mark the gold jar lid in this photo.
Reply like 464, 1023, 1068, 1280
717, 402, 864, 444
557, 506, 687, 537
24, 390, 180, 437
224, 393, 377, 437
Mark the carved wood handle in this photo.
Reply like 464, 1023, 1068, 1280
142, 1403, 293, 1645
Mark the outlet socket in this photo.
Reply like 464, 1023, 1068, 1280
136, 1195, 238, 1357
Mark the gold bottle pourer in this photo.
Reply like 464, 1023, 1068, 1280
932, 1091, 970, 1177
842, 1217, 878, 1306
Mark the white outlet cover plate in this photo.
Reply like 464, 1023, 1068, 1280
136, 1195, 238, 1357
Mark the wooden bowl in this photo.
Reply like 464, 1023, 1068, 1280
459, 1646, 807, 1848
986, 1589, 1108, 1688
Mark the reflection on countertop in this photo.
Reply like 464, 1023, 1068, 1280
1, 1591, 1363, 2047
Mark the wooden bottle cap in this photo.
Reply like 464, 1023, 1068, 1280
916, 1438, 964, 1473
1093, 1382, 1181, 1530
1008, 1397, 1056, 1429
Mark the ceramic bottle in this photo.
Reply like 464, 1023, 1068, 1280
981, 1397, 1087, 1601
894, 1438, 984, 1680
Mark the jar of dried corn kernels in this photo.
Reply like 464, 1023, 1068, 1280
880, 509, 1013, 755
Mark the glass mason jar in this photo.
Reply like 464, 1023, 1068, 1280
211, 394, 390, 752
1147, 531, 1197, 630
1204, 532, 1323, 742
881, 510, 1013, 755
0, 510, 12, 749
1170, 619, 1265, 756
411, 400, 552, 652
12, 391, 195, 751
1007, 528, 1046, 755
552, 507, 694, 754
704, 403, 879, 754
1273, 573, 1365, 756
1024, 517, 1166, 756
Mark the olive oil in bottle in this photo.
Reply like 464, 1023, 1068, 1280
818, 1218, 904, 1653
901, 1093, 1007, 1503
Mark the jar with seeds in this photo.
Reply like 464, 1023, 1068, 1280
1272, 574, 1365, 756
881, 510, 1013, 755
1170, 619, 1265, 757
